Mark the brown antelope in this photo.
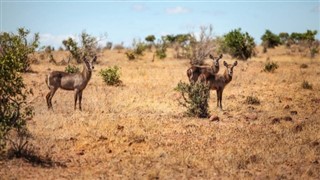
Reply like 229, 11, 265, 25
45, 56, 97, 110
199, 60, 238, 110
187, 54, 223, 84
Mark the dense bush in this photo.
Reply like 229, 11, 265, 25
263, 61, 279, 72
175, 81, 210, 118
99, 66, 122, 86
65, 64, 80, 74
0, 28, 36, 152
219, 28, 255, 60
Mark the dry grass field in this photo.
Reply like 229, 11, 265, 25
1, 46, 320, 179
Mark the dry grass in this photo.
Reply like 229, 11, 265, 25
1, 46, 320, 179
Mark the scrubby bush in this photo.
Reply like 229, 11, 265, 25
219, 28, 255, 60
264, 61, 279, 72
302, 80, 312, 89
175, 81, 210, 118
0, 28, 35, 152
99, 66, 122, 86
65, 64, 80, 74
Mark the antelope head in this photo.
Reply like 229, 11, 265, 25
84, 56, 97, 72
209, 54, 223, 68
223, 61, 238, 77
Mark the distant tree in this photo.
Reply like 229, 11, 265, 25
261, 29, 281, 49
220, 28, 255, 60
105, 42, 113, 50
279, 32, 289, 45
145, 35, 156, 51
145, 35, 156, 44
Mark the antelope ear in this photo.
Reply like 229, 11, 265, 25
209, 54, 214, 60
233, 61, 238, 66
223, 61, 228, 67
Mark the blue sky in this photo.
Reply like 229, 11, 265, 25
1, 0, 319, 48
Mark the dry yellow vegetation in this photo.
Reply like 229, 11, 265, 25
1, 46, 320, 179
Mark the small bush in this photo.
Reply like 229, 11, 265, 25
245, 96, 260, 105
302, 80, 312, 89
264, 61, 279, 72
65, 64, 80, 74
175, 81, 210, 118
125, 51, 136, 60
300, 64, 308, 68
100, 66, 122, 86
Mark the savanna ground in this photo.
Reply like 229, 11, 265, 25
1, 46, 320, 179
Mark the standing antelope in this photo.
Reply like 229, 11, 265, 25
187, 54, 223, 84
45, 56, 97, 111
199, 60, 238, 110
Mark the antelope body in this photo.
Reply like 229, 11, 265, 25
45, 56, 96, 110
187, 54, 223, 84
200, 60, 238, 109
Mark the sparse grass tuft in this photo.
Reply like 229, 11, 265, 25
263, 61, 279, 72
245, 96, 261, 105
302, 80, 313, 89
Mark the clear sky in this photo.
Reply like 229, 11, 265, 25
1, 0, 319, 48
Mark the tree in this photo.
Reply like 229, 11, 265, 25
0, 28, 35, 151
189, 25, 215, 64
279, 32, 289, 45
145, 35, 156, 44
261, 29, 281, 49
220, 28, 255, 60
62, 31, 98, 63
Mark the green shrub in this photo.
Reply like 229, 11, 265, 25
99, 66, 122, 86
264, 61, 279, 72
261, 29, 281, 49
175, 81, 210, 118
245, 96, 261, 105
0, 28, 35, 152
155, 41, 167, 59
220, 28, 256, 60
65, 64, 80, 74
302, 80, 312, 89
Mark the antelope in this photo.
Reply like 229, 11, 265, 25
199, 60, 238, 110
187, 54, 223, 84
45, 56, 97, 111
